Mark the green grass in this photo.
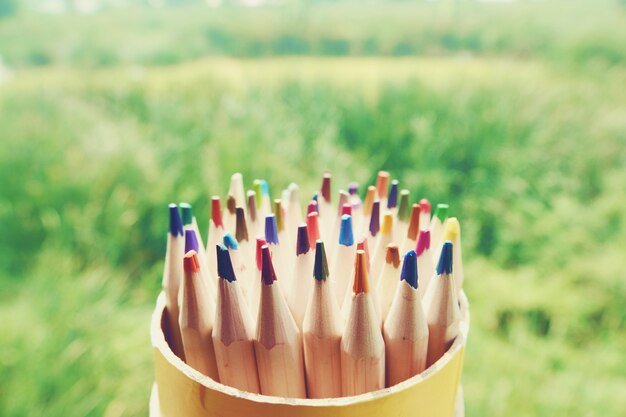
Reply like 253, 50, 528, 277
1, 2, 626, 417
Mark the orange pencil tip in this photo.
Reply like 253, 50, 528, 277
353, 250, 370, 294
183, 251, 200, 273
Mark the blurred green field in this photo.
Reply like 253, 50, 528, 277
1, 1, 626, 417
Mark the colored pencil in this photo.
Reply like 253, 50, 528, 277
375, 170, 390, 208
303, 241, 343, 399
383, 250, 429, 386
331, 214, 356, 305
371, 212, 394, 289
430, 203, 449, 253
442, 217, 464, 294
212, 245, 260, 393
402, 203, 421, 253
286, 224, 315, 329
416, 229, 435, 296
419, 198, 431, 231
375, 244, 401, 322
395, 189, 410, 243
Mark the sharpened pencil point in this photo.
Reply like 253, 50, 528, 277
436, 241, 453, 275
226, 195, 236, 215
261, 245, 277, 285
398, 190, 410, 222
255, 238, 266, 272
274, 200, 285, 231
253, 180, 262, 207
313, 240, 329, 281
235, 207, 249, 242
184, 229, 199, 254
376, 171, 390, 199
407, 203, 421, 240
306, 212, 320, 248
419, 198, 431, 213
246, 191, 257, 222
385, 245, 400, 268
307, 200, 318, 215
401, 250, 418, 289
223, 232, 238, 250
296, 224, 310, 255
180, 202, 193, 226
381, 212, 393, 235
341, 204, 352, 216
348, 182, 358, 195
388, 180, 399, 208
339, 214, 354, 246
260, 179, 270, 196
434, 203, 449, 222
321, 173, 332, 203
416, 230, 431, 256
353, 250, 369, 294
265, 215, 279, 244
216, 244, 237, 282
443, 217, 460, 242
183, 250, 200, 273
169, 204, 183, 237
369, 201, 380, 236
363, 186, 376, 216
211, 196, 223, 228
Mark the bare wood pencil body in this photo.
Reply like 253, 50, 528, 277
341, 250, 385, 396
212, 245, 260, 393
179, 251, 220, 381
303, 241, 343, 399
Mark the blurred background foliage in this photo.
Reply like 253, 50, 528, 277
0, 1, 625, 416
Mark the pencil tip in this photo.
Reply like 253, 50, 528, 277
246, 191, 257, 221
306, 212, 320, 248
260, 180, 270, 196
398, 190, 410, 222
400, 250, 418, 289
226, 195, 236, 214
385, 245, 400, 268
255, 238, 266, 271
376, 171, 390, 199
180, 202, 193, 226
348, 182, 358, 195
381, 212, 393, 235
184, 229, 199, 254
436, 241, 453, 275
296, 224, 310, 255
387, 180, 399, 208
183, 250, 200, 273
419, 198, 431, 213
307, 200, 318, 215
443, 217, 460, 241
321, 173, 332, 203
369, 201, 380, 236
261, 245, 277, 285
434, 203, 449, 222
223, 232, 238, 250
216, 244, 236, 282
407, 203, 421, 240
264, 215, 279, 244
339, 214, 354, 246
169, 204, 183, 237
416, 230, 431, 256
235, 207, 249, 242
313, 240, 329, 281
353, 250, 370, 294
274, 199, 285, 232
340, 203, 352, 217
211, 196, 223, 228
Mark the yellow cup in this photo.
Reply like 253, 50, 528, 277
150, 292, 469, 417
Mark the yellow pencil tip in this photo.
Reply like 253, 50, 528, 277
443, 217, 460, 241
353, 250, 369, 294
381, 212, 393, 235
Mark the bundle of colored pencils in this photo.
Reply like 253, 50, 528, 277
161, 171, 465, 399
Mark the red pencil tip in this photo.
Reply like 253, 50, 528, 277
211, 196, 223, 228
419, 198, 431, 213
306, 212, 320, 248
260, 245, 277, 285
255, 238, 266, 271
183, 251, 200, 273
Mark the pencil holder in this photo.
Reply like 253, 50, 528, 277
149, 290, 470, 417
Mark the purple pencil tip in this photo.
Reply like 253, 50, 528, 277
169, 204, 183, 237
184, 229, 199, 254
369, 201, 380, 236
264, 214, 279, 244
296, 224, 310, 255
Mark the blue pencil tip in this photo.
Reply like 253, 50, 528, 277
400, 250, 418, 289
264, 215, 279, 244
216, 244, 236, 282
339, 214, 354, 246
184, 229, 199, 254
169, 204, 183, 237
296, 225, 310, 255
313, 240, 329, 281
223, 232, 239, 250
260, 180, 270, 196
312, 192, 318, 202
436, 241, 454, 275
387, 180, 399, 209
